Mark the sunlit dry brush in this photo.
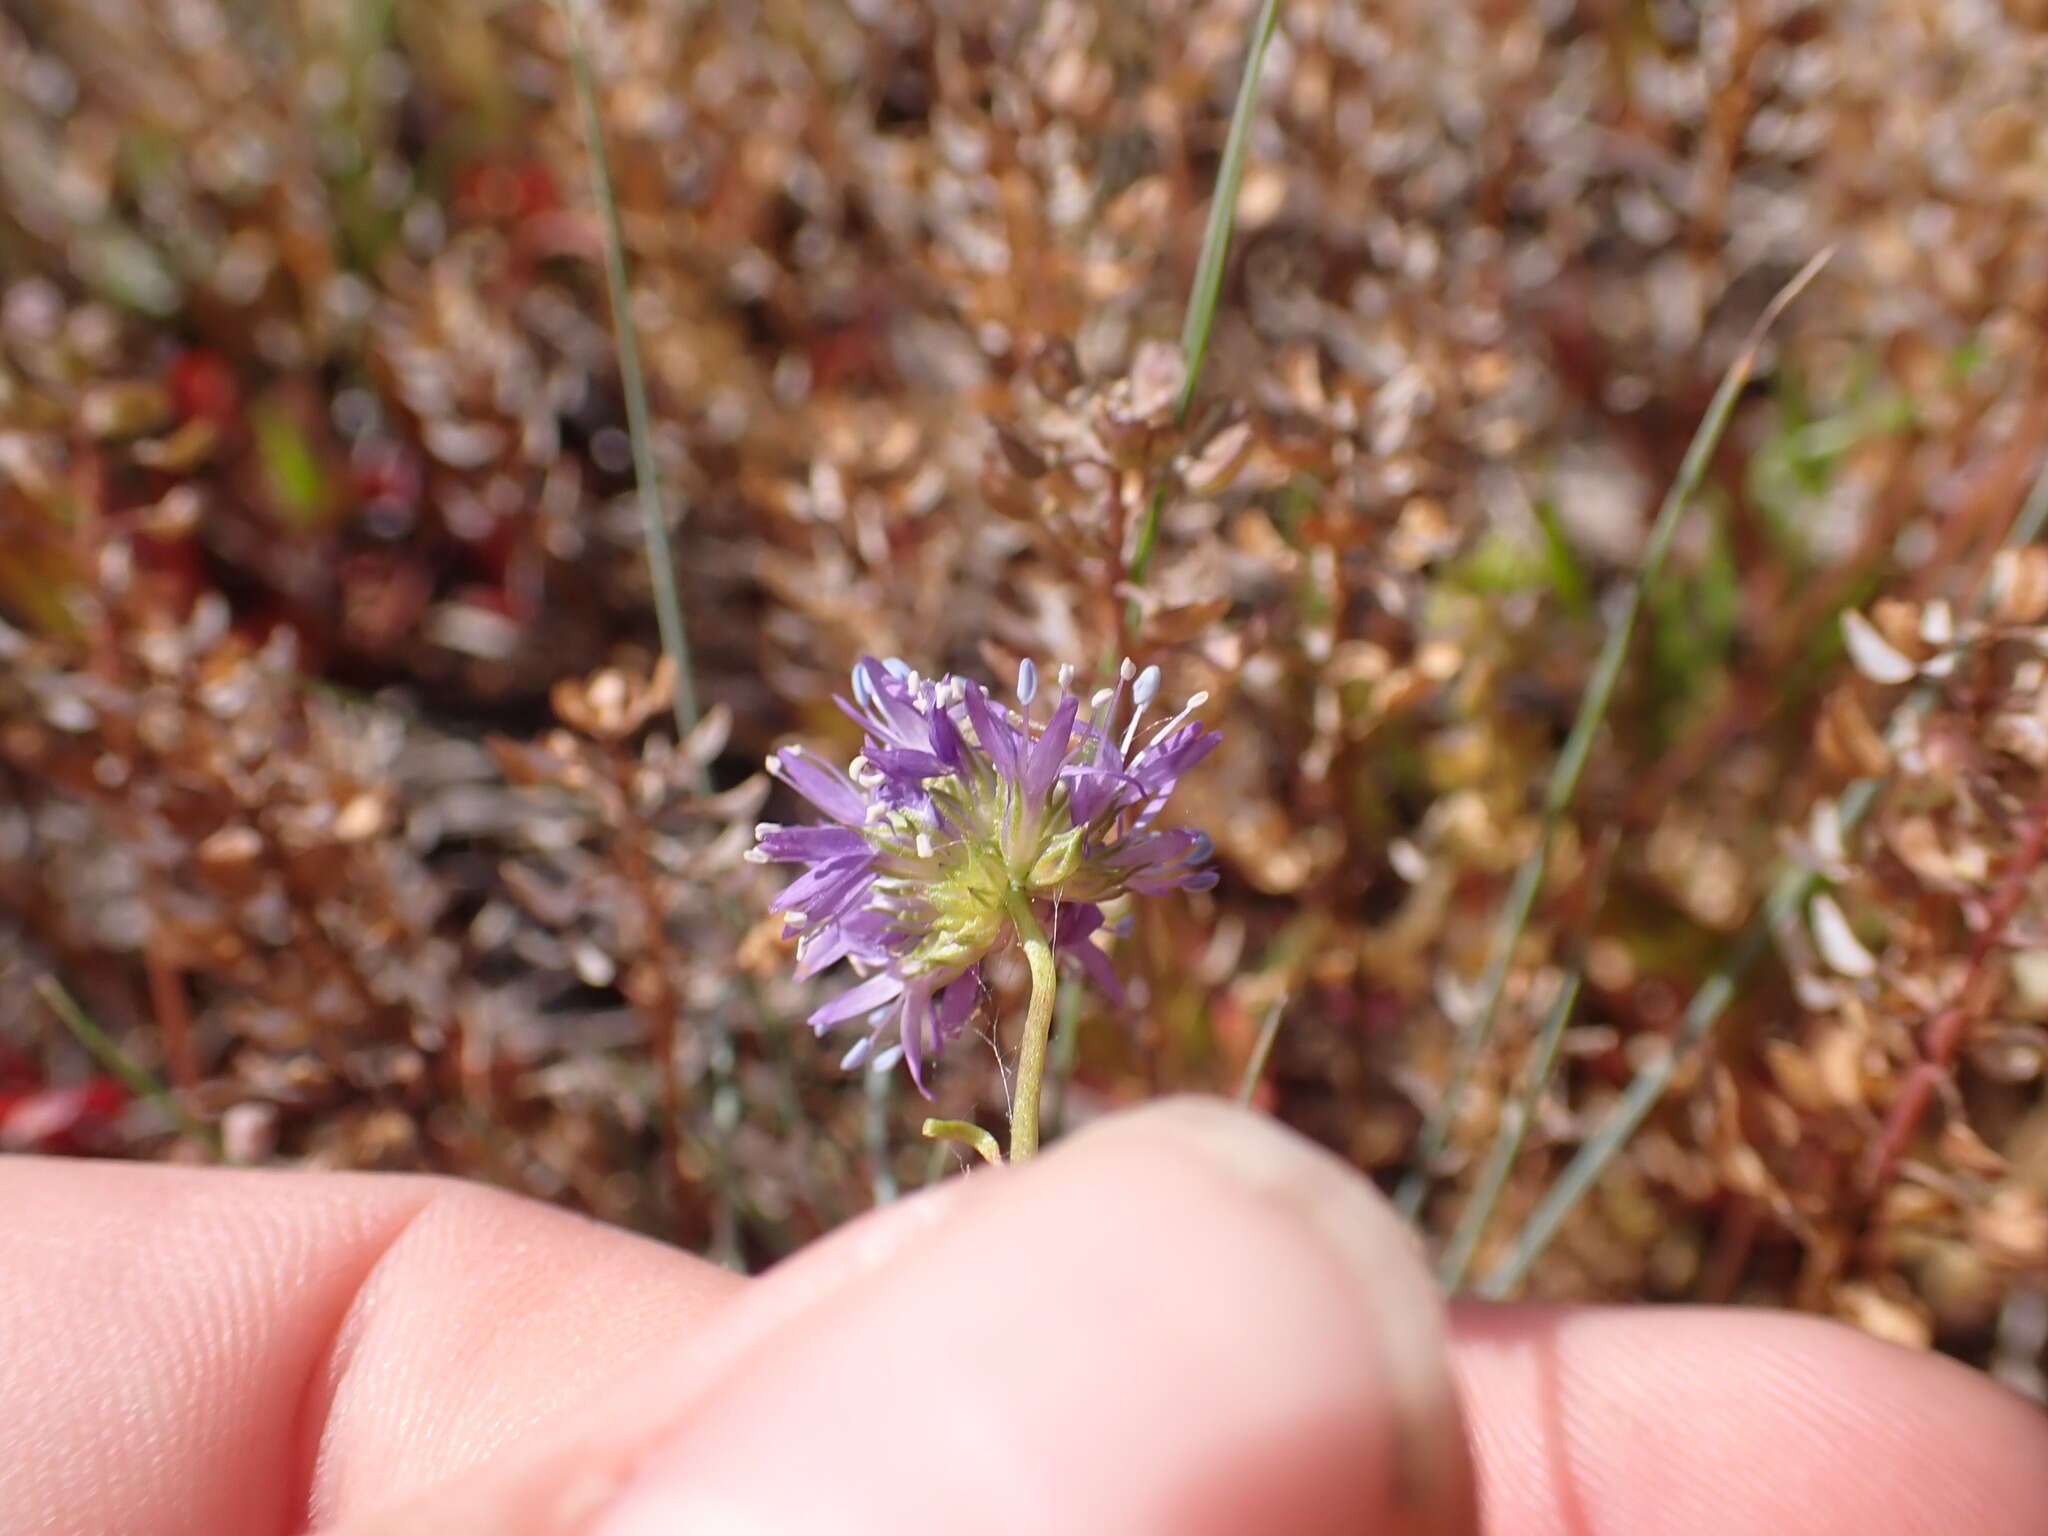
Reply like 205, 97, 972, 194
1, 0, 2047, 1386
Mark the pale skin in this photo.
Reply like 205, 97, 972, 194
4, 1098, 2045, 1535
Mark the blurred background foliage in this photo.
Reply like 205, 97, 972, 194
1, 0, 2045, 1393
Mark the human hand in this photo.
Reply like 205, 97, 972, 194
5, 1098, 2043, 1534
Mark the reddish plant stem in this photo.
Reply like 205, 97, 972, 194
1698, 1194, 1760, 1304
143, 937, 198, 1089
607, 754, 693, 1245
1864, 782, 2048, 1189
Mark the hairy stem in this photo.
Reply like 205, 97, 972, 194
1003, 889, 1061, 1162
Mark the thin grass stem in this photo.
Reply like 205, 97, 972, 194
1436, 972, 1581, 1290
1174, 0, 1282, 425
1474, 845, 1834, 1298
1395, 248, 1832, 1221
1126, 0, 1283, 598
1481, 437, 2048, 1294
866, 1064, 898, 1204
559, 0, 703, 757
35, 975, 220, 1155
561, 0, 752, 1265
1236, 995, 1287, 1104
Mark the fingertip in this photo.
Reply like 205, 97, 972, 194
594, 1097, 1475, 1535
1453, 1301, 2048, 1536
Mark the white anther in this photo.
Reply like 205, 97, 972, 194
1016, 657, 1039, 705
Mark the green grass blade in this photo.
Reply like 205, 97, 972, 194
561, 0, 749, 1266
558, 0, 703, 761
1236, 995, 1288, 1104
35, 975, 220, 1156
1480, 432, 2048, 1295
1395, 248, 1832, 1223
1436, 971, 1581, 1290
1176, 0, 1282, 423
1473, 841, 1837, 1297
1127, 0, 1283, 595
865, 1064, 897, 1205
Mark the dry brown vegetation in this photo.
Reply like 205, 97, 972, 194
1, 0, 2045, 1394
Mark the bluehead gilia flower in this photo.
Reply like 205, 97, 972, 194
751, 656, 1219, 1091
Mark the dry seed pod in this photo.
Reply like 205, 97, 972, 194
1842, 609, 1917, 685
1991, 547, 2048, 625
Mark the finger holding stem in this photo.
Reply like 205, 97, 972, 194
1003, 888, 1061, 1163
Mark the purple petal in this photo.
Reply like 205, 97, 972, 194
1048, 901, 1105, 945
1050, 902, 1123, 1003
769, 854, 874, 919
849, 657, 935, 750
866, 746, 952, 782
925, 698, 967, 771
1023, 695, 1079, 804
962, 681, 1024, 782
1061, 764, 1141, 825
795, 908, 895, 978
754, 824, 870, 863
1085, 723, 1125, 777
771, 746, 868, 825
936, 970, 979, 1042
1129, 724, 1220, 792
897, 979, 937, 1095
1104, 827, 1211, 869
1071, 938, 1123, 1001
807, 971, 906, 1032
1127, 866, 1218, 895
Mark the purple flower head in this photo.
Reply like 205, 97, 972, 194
752, 656, 1219, 1091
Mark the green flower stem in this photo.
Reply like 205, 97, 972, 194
1003, 888, 1061, 1162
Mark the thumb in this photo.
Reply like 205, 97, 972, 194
332, 1097, 1475, 1536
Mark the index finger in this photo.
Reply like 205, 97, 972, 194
0, 1154, 739, 1535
